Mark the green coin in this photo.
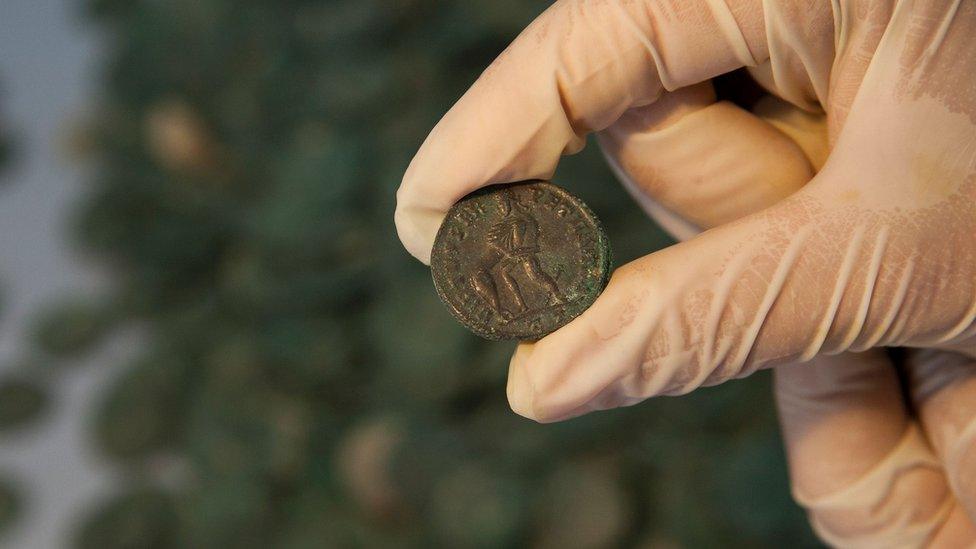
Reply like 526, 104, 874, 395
30, 298, 112, 359
94, 355, 186, 462
0, 477, 22, 535
431, 181, 611, 341
0, 377, 48, 432
75, 488, 178, 549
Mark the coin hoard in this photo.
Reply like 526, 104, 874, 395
431, 181, 611, 341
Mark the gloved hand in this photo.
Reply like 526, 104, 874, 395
394, 1, 976, 545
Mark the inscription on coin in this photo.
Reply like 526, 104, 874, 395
431, 181, 611, 340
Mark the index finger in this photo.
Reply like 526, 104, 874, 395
395, 0, 767, 263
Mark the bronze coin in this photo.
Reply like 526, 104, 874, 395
431, 181, 611, 341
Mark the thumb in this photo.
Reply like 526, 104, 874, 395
507, 177, 920, 422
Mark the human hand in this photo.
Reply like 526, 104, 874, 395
394, 1, 976, 545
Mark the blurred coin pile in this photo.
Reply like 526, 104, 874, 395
0, 81, 28, 539
2, 1, 819, 547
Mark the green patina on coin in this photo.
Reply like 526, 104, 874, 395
431, 181, 611, 341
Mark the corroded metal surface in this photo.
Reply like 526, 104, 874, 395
431, 181, 611, 341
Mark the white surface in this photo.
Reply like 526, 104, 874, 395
0, 1, 121, 547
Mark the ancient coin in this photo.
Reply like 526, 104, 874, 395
0, 377, 48, 433
431, 181, 611, 341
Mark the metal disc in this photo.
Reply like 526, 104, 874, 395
431, 181, 611, 341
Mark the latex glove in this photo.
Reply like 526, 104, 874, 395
606, 90, 976, 546
395, 1, 976, 545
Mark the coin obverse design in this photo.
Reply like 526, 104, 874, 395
431, 181, 612, 341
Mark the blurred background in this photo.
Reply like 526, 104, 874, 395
0, 0, 822, 547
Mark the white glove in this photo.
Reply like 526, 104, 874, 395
394, 1, 976, 545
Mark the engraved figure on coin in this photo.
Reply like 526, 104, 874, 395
469, 189, 564, 321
